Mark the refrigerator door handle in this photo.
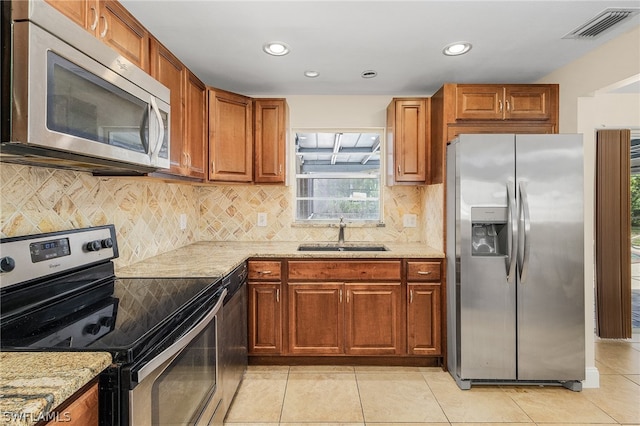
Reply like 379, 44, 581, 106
518, 181, 531, 283
506, 181, 518, 283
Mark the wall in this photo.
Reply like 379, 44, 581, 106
537, 24, 640, 388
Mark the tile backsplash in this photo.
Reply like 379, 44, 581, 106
1, 164, 430, 268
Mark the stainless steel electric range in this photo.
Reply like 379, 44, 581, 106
0, 225, 231, 426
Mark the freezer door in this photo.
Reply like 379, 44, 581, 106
515, 134, 585, 381
456, 134, 517, 380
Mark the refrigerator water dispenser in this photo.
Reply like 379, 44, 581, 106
470, 207, 508, 256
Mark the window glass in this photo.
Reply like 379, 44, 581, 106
295, 130, 382, 222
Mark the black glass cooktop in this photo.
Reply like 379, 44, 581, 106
0, 263, 223, 363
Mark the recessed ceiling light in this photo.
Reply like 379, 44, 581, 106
304, 70, 320, 78
361, 70, 377, 79
263, 41, 289, 56
442, 41, 472, 56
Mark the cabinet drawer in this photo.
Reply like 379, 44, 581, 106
406, 261, 441, 281
288, 260, 401, 281
248, 260, 282, 280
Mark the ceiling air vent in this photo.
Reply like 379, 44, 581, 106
563, 7, 639, 39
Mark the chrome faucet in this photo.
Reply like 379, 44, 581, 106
338, 216, 346, 244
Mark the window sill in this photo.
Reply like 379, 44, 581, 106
292, 221, 385, 228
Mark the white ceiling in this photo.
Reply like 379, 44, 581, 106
120, 0, 640, 96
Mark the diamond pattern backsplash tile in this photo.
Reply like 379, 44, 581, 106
1, 164, 199, 269
1, 164, 426, 269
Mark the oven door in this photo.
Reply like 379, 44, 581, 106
128, 288, 227, 426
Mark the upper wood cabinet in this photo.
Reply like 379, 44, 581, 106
455, 85, 554, 121
150, 38, 184, 174
430, 83, 559, 184
46, 0, 150, 72
208, 89, 253, 182
254, 99, 288, 184
386, 98, 430, 185
184, 71, 207, 179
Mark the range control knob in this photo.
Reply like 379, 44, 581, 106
0, 257, 15, 273
84, 323, 102, 335
101, 238, 113, 249
86, 240, 102, 252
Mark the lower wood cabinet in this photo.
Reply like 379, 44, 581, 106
248, 257, 444, 363
406, 260, 443, 356
289, 283, 343, 354
248, 260, 283, 354
45, 381, 99, 425
345, 283, 403, 355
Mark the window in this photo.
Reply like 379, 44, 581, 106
295, 130, 382, 223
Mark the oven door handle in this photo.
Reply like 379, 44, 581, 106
134, 288, 227, 383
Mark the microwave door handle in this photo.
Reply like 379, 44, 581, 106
149, 96, 164, 163
139, 107, 150, 154
134, 288, 227, 383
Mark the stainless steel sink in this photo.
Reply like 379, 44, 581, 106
297, 243, 389, 252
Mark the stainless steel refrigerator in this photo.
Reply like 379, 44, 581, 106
446, 134, 585, 391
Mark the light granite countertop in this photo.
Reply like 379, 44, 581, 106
0, 352, 112, 426
116, 240, 444, 278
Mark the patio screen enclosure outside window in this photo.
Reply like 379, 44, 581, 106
295, 131, 382, 222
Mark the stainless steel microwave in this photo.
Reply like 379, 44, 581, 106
1, 1, 170, 174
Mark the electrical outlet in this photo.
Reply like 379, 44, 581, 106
403, 213, 417, 228
257, 212, 267, 227
179, 213, 187, 230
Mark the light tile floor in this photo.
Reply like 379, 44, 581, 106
225, 333, 640, 425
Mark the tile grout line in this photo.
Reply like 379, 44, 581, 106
420, 369, 453, 425
277, 366, 291, 425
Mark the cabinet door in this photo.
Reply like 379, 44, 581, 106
407, 284, 441, 355
185, 71, 207, 179
393, 99, 428, 183
208, 90, 253, 182
288, 283, 344, 354
45, 0, 95, 28
150, 39, 184, 174
345, 283, 403, 355
455, 85, 504, 120
96, 0, 149, 72
504, 86, 552, 121
248, 283, 282, 354
254, 99, 287, 183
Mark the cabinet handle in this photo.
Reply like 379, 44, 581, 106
499, 100, 503, 113
276, 288, 280, 303
89, 6, 99, 31
182, 152, 188, 167
99, 15, 108, 38
339, 289, 343, 303
346, 289, 350, 304
417, 271, 432, 275
505, 100, 510, 112
258, 270, 272, 275
410, 289, 414, 304
279, 164, 283, 175
397, 165, 401, 174
211, 161, 215, 172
